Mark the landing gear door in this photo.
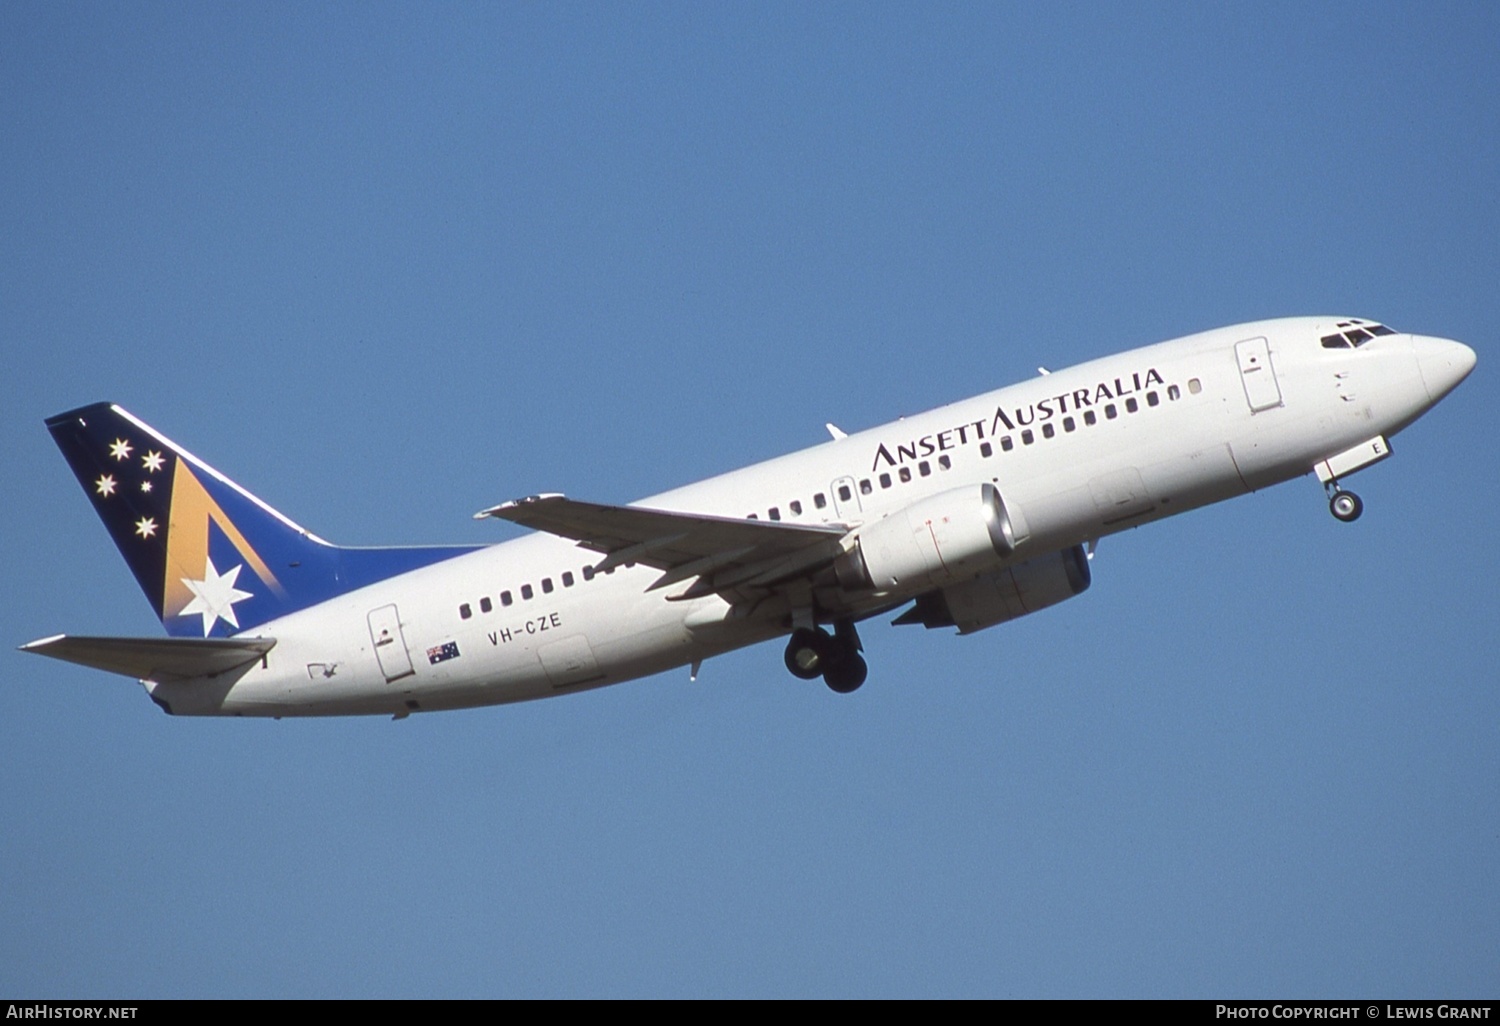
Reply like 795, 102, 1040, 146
1235, 336, 1283, 413
830, 475, 863, 520
367, 604, 415, 682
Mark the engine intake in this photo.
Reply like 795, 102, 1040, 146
835, 483, 1018, 593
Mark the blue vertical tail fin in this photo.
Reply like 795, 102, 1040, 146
47, 403, 479, 637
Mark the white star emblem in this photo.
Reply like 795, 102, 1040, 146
142, 450, 165, 473
140, 480, 152, 493
109, 438, 132, 461
95, 475, 116, 497
135, 517, 157, 539
180, 558, 254, 636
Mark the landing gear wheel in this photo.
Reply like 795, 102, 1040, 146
821, 619, 867, 693
784, 627, 831, 680
823, 653, 867, 694
1329, 490, 1363, 522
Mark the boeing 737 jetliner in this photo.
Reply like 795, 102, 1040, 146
23, 317, 1475, 716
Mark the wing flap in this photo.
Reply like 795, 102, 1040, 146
475, 494, 846, 567
21, 634, 276, 682
474, 494, 851, 597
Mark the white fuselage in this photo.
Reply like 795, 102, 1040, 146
152, 317, 1472, 716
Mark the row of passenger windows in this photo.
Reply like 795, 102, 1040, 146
458, 561, 629, 620
746, 455, 957, 522
742, 381, 1200, 522
459, 377, 1203, 618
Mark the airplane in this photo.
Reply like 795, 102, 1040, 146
21, 317, 1475, 717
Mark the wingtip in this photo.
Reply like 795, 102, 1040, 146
19, 634, 67, 653
474, 493, 567, 521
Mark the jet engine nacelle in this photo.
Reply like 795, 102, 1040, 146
894, 544, 1092, 634
835, 483, 1019, 594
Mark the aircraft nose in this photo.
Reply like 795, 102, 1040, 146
1411, 334, 1477, 405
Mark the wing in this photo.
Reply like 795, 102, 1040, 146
474, 494, 851, 598
21, 634, 276, 682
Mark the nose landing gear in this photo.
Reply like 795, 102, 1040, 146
1322, 474, 1363, 522
1329, 489, 1363, 522
783, 620, 867, 693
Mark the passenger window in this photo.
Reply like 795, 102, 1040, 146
581, 567, 594, 582
789, 500, 802, 515
459, 603, 472, 619
768, 507, 780, 521
1001, 436, 1014, 451
1084, 410, 1097, 426
1041, 423, 1055, 439
919, 461, 931, 476
747, 513, 758, 519
1106, 404, 1118, 419
899, 467, 912, 482
879, 473, 891, 488
1022, 429, 1034, 445
980, 442, 993, 457
562, 572, 574, 587
1126, 397, 1139, 413
501, 590, 513, 606
814, 493, 827, 509
938, 454, 951, 469
1188, 378, 1202, 394
480, 597, 492, 613
521, 584, 533, 600
542, 578, 553, 593
1167, 385, 1180, 401
837, 485, 852, 501
1063, 416, 1075, 432
859, 479, 872, 495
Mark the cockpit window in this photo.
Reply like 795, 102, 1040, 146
1323, 319, 1397, 349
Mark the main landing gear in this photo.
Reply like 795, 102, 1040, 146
783, 620, 868, 693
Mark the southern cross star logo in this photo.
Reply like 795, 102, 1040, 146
109, 438, 132, 461
179, 557, 254, 636
142, 450, 165, 473
135, 517, 156, 539
95, 475, 116, 497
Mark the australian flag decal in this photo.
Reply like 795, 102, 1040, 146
427, 641, 461, 665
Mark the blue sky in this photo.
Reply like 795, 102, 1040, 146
2, 2, 1496, 998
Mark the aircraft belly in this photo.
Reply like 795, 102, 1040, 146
593, 620, 694, 678
538, 634, 604, 688
1228, 407, 1328, 491
1139, 444, 1247, 512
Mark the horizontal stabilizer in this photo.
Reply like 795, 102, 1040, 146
20, 634, 276, 682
